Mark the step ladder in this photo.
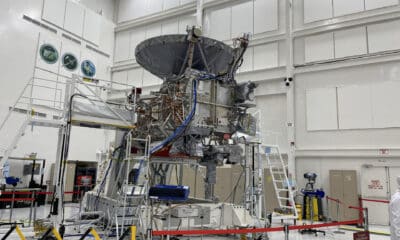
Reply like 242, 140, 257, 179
104, 133, 151, 238
262, 145, 297, 221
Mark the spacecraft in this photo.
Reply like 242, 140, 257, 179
130, 27, 257, 199
84, 27, 260, 234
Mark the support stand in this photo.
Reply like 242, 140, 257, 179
299, 196, 325, 236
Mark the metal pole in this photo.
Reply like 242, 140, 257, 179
364, 208, 369, 232
285, 0, 296, 181
167, 204, 171, 240
33, 199, 37, 227
284, 224, 289, 240
28, 191, 35, 227
9, 186, 15, 223
196, 0, 204, 29
1, 225, 17, 240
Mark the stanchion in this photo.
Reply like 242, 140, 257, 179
349, 205, 370, 240
326, 196, 345, 234
9, 186, 15, 223
284, 224, 289, 240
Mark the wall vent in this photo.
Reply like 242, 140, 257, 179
22, 15, 57, 34
61, 33, 81, 45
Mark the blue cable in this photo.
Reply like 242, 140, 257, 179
150, 74, 215, 154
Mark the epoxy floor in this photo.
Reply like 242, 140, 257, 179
0, 204, 391, 239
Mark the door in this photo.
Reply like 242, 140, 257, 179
342, 170, 359, 220
329, 170, 358, 221
361, 166, 389, 225
329, 170, 344, 221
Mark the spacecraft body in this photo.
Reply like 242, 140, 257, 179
129, 30, 257, 199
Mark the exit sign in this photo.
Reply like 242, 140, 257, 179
353, 231, 370, 240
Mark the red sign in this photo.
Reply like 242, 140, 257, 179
353, 231, 370, 240
368, 180, 383, 190
77, 175, 92, 186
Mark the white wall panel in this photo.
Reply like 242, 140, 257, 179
94, 57, 110, 80
304, 0, 333, 23
254, 0, 278, 34
231, 1, 253, 38
83, 9, 101, 45
278, 41, 287, 66
147, 0, 163, 15
256, 94, 288, 152
337, 85, 373, 129
333, 0, 364, 17
130, 27, 146, 58
117, 0, 147, 23
239, 47, 253, 72
143, 71, 162, 86
112, 71, 128, 89
365, 0, 398, 10
145, 23, 162, 39
179, 16, 196, 34
335, 27, 367, 58
368, 20, 400, 53
79, 0, 115, 22
114, 31, 130, 62
306, 88, 338, 131
64, 1, 84, 36
180, 0, 195, 5
371, 81, 400, 128
42, 0, 66, 27
162, 19, 179, 34
127, 68, 144, 86
69, 127, 108, 161
99, 19, 115, 55
164, 0, 179, 10
32, 69, 57, 106
253, 43, 279, 70
209, 7, 231, 41
304, 33, 334, 62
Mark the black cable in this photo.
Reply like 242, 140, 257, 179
57, 93, 87, 223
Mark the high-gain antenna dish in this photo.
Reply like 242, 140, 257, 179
135, 34, 235, 81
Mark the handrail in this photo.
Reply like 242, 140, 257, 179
73, 75, 132, 127
0, 78, 33, 132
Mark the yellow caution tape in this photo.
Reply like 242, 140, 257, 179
339, 226, 390, 236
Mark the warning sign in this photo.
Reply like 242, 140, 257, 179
368, 180, 383, 190
353, 231, 370, 240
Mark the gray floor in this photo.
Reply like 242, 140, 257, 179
0, 204, 391, 239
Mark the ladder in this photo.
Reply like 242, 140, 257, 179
104, 133, 151, 238
262, 145, 298, 220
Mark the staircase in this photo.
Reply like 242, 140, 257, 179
0, 73, 134, 181
262, 145, 298, 221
